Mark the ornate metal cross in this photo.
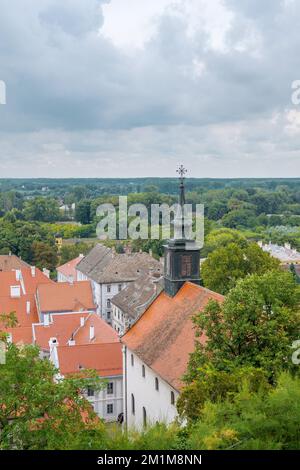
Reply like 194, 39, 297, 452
176, 165, 187, 181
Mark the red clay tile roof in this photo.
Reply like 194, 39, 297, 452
74, 313, 119, 345
0, 267, 53, 338
57, 255, 84, 280
57, 343, 122, 377
122, 282, 224, 391
33, 312, 118, 350
0, 254, 30, 272
33, 312, 90, 350
37, 281, 96, 313
5, 326, 33, 345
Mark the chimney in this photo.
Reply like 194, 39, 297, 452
10, 286, 21, 298
49, 337, 59, 370
49, 337, 58, 348
80, 317, 85, 327
79, 253, 84, 258
68, 334, 75, 346
284, 242, 291, 250
26, 301, 30, 315
31, 266, 36, 278
43, 268, 50, 278
89, 325, 95, 341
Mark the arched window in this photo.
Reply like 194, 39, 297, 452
171, 391, 175, 405
155, 377, 159, 391
142, 407, 147, 427
142, 365, 146, 378
131, 394, 135, 415
131, 354, 134, 366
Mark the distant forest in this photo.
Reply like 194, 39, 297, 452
0, 177, 299, 274
0, 177, 300, 197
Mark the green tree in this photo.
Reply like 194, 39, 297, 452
0, 342, 104, 450
188, 271, 300, 382
177, 365, 269, 422
201, 242, 280, 294
202, 228, 247, 257
222, 209, 257, 229
178, 271, 300, 424
59, 243, 92, 265
75, 200, 92, 225
182, 373, 300, 449
24, 197, 60, 222
32, 241, 58, 272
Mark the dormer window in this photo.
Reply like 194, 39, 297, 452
10, 285, 21, 298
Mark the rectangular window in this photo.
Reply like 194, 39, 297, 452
107, 285, 111, 293
107, 382, 114, 395
87, 387, 94, 397
107, 311, 111, 319
181, 254, 192, 277
118, 284, 122, 292
107, 404, 113, 414
107, 299, 111, 308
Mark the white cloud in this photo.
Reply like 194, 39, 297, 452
0, 0, 299, 177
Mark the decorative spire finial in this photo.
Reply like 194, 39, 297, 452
176, 165, 187, 207
176, 164, 187, 182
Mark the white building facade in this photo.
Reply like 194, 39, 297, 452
85, 375, 123, 422
49, 340, 123, 423
78, 279, 125, 324
123, 347, 179, 429
112, 304, 126, 334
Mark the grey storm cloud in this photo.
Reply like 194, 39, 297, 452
0, 0, 300, 177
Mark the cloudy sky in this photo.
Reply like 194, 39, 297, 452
0, 0, 300, 178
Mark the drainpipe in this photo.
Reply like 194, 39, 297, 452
122, 344, 128, 430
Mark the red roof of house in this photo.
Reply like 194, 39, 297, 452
33, 312, 90, 350
0, 254, 30, 272
74, 313, 119, 345
57, 343, 122, 377
37, 281, 96, 313
5, 326, 33, 345
57, 256, 84, 280
0, 267, 53, 339
33, 312, 118, 350
122, 282, 224, 391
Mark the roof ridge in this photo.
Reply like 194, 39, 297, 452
58, 341, 120, 349
184, 281, 224, 298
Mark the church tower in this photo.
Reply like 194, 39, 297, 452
164, 165, 201, 297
